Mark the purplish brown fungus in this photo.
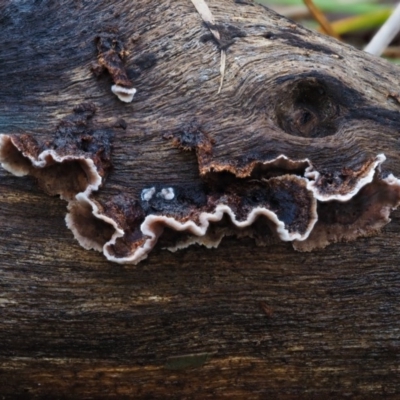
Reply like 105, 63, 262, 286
2, 101, 400, 264
0, 104, 113, 200
0, 103, 116, 255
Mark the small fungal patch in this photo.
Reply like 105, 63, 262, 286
111, 85, 137, 103
141, 187, 156, 201
93, 30, 136, 103
159, 187, 175, 200
141, 187, 175, 203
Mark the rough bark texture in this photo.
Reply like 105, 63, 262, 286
1, 0, 400, 398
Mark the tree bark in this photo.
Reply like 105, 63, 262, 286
1, 0, 400, 398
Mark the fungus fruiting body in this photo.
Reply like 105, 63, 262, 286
93, 31, 136, 103
111, 85, 137, 103
0, 103, 112, 201
1, 105, 400, 264
2, 1, 400, 265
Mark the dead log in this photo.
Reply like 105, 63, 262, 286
1, 0, 400, 398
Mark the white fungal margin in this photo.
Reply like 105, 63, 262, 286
66, 193, 124, 252
102, 180, 319, 264
166, 232, 226, 253
111, 84, 136, 103
0, 134, 102, 200
0, 134, 30, 176
305, 154, 386, 201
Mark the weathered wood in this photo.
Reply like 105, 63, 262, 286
1, 0, 400, 398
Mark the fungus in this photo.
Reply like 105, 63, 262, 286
0, 103, 113, 200
93, 31, 136, 103
64, 175, 318, 264
2, 102, 400, 265
159, 187, 175, 201
0, 104, 117, 253
141, 187, 156, 202
111, 85, 137, 103
2, 0, 400, 267
294, 172, 400, 251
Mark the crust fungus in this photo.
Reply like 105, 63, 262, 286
2, 2, 400, 265
0, 103, 116, 252
2, 104, 400, 264
93, 31, 136, 103
0, 104, 113, 200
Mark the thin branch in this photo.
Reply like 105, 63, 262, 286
303, 0, 340, 40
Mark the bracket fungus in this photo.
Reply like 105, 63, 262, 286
0, 104, 113, 201
1, 0, 400, 265
1, 105, 400, 264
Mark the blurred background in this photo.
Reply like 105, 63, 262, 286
255, 0, 400, 63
